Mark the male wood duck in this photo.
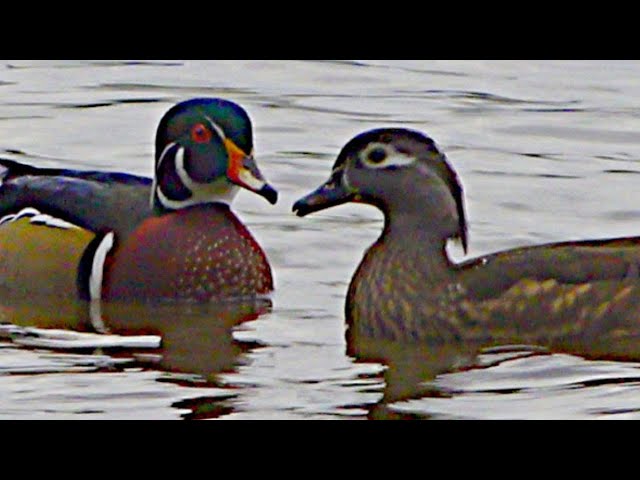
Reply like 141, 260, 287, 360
293, 128, 640, 348
0, 98, 277, 302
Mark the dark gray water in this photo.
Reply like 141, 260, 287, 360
1, 60, 640, 419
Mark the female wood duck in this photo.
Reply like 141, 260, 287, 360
293, 128, 640, 348
0, 98, 277, 303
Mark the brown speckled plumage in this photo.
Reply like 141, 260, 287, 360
104, 204, 273, 301
294, 128, 640, 349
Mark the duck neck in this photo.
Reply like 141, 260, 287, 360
346, 211, 460, 344
379, 210, 454, 277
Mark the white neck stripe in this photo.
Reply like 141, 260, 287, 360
174, 146, 194, 188
151, 141, 178, 209
89, 232, 115, 301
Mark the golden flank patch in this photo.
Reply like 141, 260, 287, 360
0, 217, 95, 298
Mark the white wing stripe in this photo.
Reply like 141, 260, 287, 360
0, 207, 81, 229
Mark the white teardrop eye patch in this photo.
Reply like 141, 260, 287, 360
359, 142, 416, 169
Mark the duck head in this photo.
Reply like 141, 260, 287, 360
152, 98, 278, 212
293, 128, 467, 252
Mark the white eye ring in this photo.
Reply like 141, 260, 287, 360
366, 146, 387, 164
360, 143, 415, 169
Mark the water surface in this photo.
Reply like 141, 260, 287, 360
1, 60, 640, 419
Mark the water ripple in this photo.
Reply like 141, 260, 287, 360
2, 60, 640, 419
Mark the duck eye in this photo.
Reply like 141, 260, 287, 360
367, 147, 387, 164
191, 123, 212, 143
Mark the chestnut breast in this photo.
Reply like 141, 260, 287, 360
104, 204, 273, 301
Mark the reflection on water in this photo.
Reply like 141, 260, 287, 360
346, 315, 640, 419
0, 295, 271, 419
392, 350, 640, 420
1, 60, 640, 418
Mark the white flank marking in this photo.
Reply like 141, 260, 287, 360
89, 232, 115, 301
0, 207, 80, 229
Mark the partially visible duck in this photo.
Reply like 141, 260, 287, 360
0, 98, 277, 302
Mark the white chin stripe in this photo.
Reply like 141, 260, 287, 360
155, 144, 241, 210
89, 232, 115, 301
152, 140, 244, 210
156, 182, 240, 209
0, 207, 81, 230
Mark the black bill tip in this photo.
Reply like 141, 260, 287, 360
292, 199, 309, 217
260, 184, 278, 205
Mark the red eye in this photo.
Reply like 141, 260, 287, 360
191, 123, 212, 143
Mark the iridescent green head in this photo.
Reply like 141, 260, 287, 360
152, 98, 277, 212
